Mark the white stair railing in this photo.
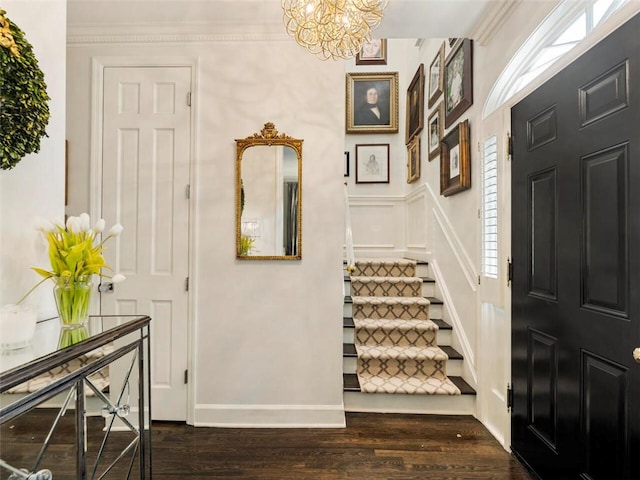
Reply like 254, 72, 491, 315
344, 182, 355, 278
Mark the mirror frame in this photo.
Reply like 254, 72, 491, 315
235, 122, 303, 260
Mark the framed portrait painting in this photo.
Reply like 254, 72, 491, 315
346, 72, 399, 134
356, 38, 387, 65
427, 102, 444, 161
444, 38, 473, 128
440, 119, 471, 196
406, 63, 425, 144
407, 136, 420, 184
355, 143, 390, 184
428, 42, 444, 108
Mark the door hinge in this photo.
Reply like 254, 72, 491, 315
506, 132, 513, 160
184, 369, 188, 384
185, 184, 191, 199
507, 257, 513, 286
507, 383, 513, 411
185, 277, 189, 292
187, 92, 192, 107
477, 275, 481, 285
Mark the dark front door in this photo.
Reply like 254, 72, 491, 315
511, 13, 640, 480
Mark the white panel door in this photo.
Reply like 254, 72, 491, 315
101, 66, 191, 421
477, 108, 511, 448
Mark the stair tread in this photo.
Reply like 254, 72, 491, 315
344, 317, 451, 330
343, 373, 475, 395
357, 345, 449, 360
440, 345, 463, 359
343, 343, 462, 360
343, 343, 357, 356
346, 295, 443, 304
344, 275, 435, 283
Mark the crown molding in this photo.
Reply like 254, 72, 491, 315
67, 22, 288, 45
470, 0, 519, 46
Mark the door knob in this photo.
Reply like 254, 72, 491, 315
98, 282, 114, 293
634, 348, 640, 364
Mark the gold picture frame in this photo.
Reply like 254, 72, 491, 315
427, 102, 444, 161
346, 72, 399, 134
406, 63, 425, 144
407, 136, 421, 184
440, 119, 471, 196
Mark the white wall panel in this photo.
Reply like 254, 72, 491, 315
0, 1, 66, 317
67, 33, 345, 427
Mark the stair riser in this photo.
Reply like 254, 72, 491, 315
343, 356, 462, 377
343, 391, 475, 415
346, 281, 435, 298
343, 327, 451, 346
344, 303, 442, 319
414, 263, 430, 278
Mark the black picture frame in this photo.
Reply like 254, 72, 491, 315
355, 143, 390, 184
427, 102, 444, 161
428, 42, 444, 108
444, 38, 473, 129
355, 38, 387, 65
344, 151, 350, 177
406, 63, 425, 144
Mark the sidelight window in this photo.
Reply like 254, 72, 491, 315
481, 136, 499, 279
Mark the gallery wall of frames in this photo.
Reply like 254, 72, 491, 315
344, 37, 473, 194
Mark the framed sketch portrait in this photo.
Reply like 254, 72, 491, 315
427, 102, 444, 161
356, 38, 387, 65
406, 63, 425, 144
407, 136, 421, 184
440, 119, 471, 196
355, 143, 390, 184
444, 38, 473, 128
346, 72, 399, 134
428, 42, 444, 108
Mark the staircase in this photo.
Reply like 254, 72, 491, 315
342, 258, 476, 414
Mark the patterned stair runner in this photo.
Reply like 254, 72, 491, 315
351, 259, 461, 395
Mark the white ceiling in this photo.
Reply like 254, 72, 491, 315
66, 0, 522, 39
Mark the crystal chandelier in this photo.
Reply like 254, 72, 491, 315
281, 0, 388, 61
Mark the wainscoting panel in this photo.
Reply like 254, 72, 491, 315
349, 196, 405, 256
406, 186, 427, 252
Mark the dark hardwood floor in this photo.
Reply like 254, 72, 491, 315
1, 410, 533, 479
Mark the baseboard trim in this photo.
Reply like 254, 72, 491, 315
344, 391, 475, 415
193, 403, 346, 428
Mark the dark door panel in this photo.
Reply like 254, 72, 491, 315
511, 13, 640, 480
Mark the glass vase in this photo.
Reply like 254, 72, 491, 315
53, 276, 93, 329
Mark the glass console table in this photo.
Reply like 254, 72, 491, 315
0, 315, 151, 479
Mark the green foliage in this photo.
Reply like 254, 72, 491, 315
239, 234, 256, 256
0, 10, 51, 170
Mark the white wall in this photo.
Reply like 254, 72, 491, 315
0, 0, 66, 319
66, 33, 345, 426
344, 39, 414, 258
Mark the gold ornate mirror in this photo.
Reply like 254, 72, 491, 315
236, 122, 302, 260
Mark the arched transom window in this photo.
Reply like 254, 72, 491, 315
483, 0, 628, 118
